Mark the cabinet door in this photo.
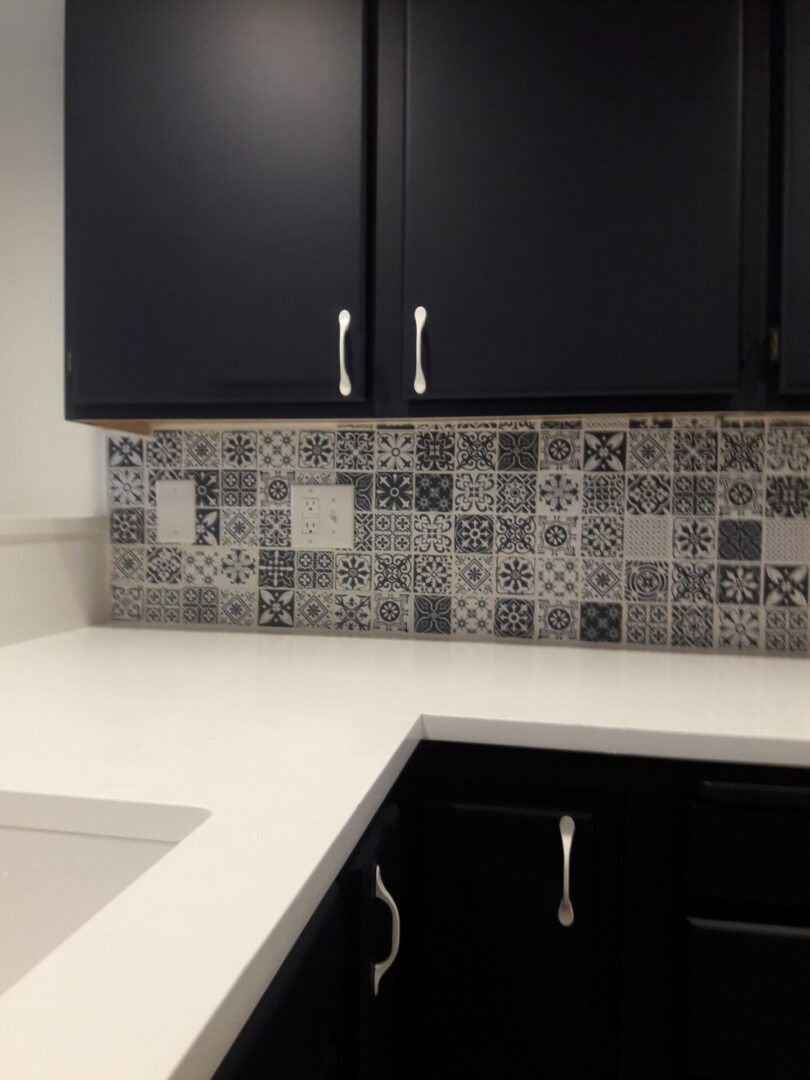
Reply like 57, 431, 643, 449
399, 0, 749, 403
781, 0, 810, 393
66, 0, 367, 417
406, 792, 619, 1078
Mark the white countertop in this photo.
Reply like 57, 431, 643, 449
0, 627, 808, 1079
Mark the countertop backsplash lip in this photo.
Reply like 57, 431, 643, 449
105, 413, 810, 657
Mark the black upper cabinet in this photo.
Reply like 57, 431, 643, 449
395, 0, 756, 406
65, 0, 368, 418
781, 0, 810, 393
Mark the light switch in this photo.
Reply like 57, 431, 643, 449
155, 479, 195, 544
291, 484, 354, 549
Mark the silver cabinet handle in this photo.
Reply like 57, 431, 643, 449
372, 864, 401, 996
338, 309, 352, 397
558, 815, 575, 928
413, 305, 427, 394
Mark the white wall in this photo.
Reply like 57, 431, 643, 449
0, 0, 103, 518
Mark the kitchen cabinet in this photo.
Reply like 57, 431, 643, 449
391, 0, 763, 409
65, 0, 369, 420
780, 0, 810, 393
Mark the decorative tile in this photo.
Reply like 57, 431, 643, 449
374, 513, 412, 552
625, 561, 669, 603
110, 509, 144, 545
765, 608, 809, 653
295, 469, 335, 487
183, 548, 220, 587
766, 422, 810, 473
717, 519, 762, 561
719, 429, 764, 473
259, 429, 297, 469
146, 430, 183, 469
626, 474, 671, 515
455, 515, 495, 553
542, 418, 583, 429
763, 520, 810, 563
671, 561, 716, 604
673, 430, 717, 472
414, 554, 451, 594
452, 595, 495, 636
181, 586, 218, 625
456, 430, 496, 471
538, 430, 582, 470
221, 469, 257, 508
674, 415, 716, 429
629, 417, 672, 429
626, 603, 668, 646
765, 476, 810, 518
496, 555, 535, 595
109, 469, 145, 507
537, 557, 579, 600
295, 592, 333, 630
111, 546, 145, 582
497, 514, 536, 554
219, 591, 253, 626
416, 430, 455, 471
336, 472, 373, 511
716, 606, 761, 650
497, 472, 536, 514
414, 473, 453, 512
187, 470, 219, 507
298, 430, 335, 469
537, 472, 580, 514
628, 429, 672, 471
454, 555, 494, 593
374, 554, 413, 592
581, 559, 623, 600
144, 586, 181, 624
195, 510, 220, 546
623, 516, 671, 559
413, 513, 453, 554
671, 604, 714, 648
718, 475, 762, 517
454, 472, 496, 513
353, 512, 373, 552
414, 594, 452, 635
498, 431, 538, 471
582, 474, 625, 514
336, 553, 372, 591
258, 471, 292, 507
144, 510, 158, 545
583, 431, 626, 472
578, 514, 626, 557
146, 546, 182, 584
108, 436, 144, 468
538, 601, 578, 641
672, 517, 716, 560
111, 585, 143, 622
536, 516, 576, 557
257, 588, 293, 628
333, 594, 371, 631
336, 430, 374, 471
763, 565, 809, 607
580, 602, 622, 643
222, 509, 257, 548
258, 549, 294, 589
294, 550, 333, 590
258, 509, 290, 548
372, 593, 410, 633
375, 472, 414, 511
183, 431, 220, 468
672, 474, 718, 516
222, 431, 257, 468
495, 598, 535, 638
376, 429, 414, 470
717, 563, 761, 605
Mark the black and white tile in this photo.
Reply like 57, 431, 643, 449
107, 415, 810, 655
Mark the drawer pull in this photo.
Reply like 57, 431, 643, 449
338, 309, 352, 397
373, 864, 401, 996
413, 305, 427, 394
558, 815, 575, 928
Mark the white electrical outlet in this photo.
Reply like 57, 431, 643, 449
291, 484, 354, 549
155, 479, 195, 544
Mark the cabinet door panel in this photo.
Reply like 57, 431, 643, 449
401, 0, 744, 401
66, 0, 367, 413
782, 0, 810, 392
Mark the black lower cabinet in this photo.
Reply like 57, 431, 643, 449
213, 746, 810, 1080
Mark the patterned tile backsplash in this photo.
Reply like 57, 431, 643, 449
107, 416, 810, 655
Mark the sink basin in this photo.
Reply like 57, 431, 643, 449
0, 791, 209, 995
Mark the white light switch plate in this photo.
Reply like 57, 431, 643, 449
291, 484, 354, 549
155, 479, 195, 544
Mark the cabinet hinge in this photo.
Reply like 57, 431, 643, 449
768, 327, 780, 366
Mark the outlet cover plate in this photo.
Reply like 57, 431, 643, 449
291, 484, 354, 549
155, 479, 195, 544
